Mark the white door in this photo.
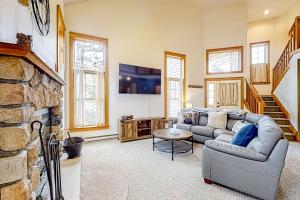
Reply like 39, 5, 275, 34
206, 79, 241, 109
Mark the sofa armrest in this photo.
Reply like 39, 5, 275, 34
205, 140, 267, 161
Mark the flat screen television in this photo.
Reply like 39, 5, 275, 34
119, 63, 161, 94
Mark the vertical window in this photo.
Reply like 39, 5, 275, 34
69, 32, 108, 131
250, 41, 270, 84
207, 83, 215, 106
164, 52, 186, 118
206, 46, 243, 74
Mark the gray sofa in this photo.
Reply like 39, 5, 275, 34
175, 109, 289, 200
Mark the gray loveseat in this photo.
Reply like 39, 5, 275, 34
175, 109, 289, 200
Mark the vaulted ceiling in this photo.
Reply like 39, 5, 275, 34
63, 0, 299, 22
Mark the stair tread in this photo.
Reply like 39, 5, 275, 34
264, 101, 276, 102
279, 125, 290, 127
273, 118, 289, 120
284, 132, 294, 136
265, 105, 280, 107
264, 111, 284, 113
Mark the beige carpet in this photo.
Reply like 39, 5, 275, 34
80, 139, 300, 200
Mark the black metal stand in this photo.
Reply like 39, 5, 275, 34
49, 134, 64, 200
31, 121, 64, 200
153, 136, 193, 161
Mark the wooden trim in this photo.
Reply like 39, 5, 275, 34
164, 51, 186, 118
18, 0, 29, 6
272, 95, 290, 119
244, 78, 266, 114
69, 125, 110, 133
289, 48, 300, 58
69, 32, 109, 131
206, 46, 243, 75
252, 82, 271, 85
245, 78, 265, 103
289, 124, 299, 142
298, 59, 300, 141
0, 42, 65, 85
271, 67, 289, 94
56, 5, 66, 74
250, 41, 270, 84
204, 77, 244, 109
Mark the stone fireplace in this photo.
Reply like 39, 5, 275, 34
0, 43, 64, 200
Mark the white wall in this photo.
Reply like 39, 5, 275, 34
0, 0, 64, 69
64, 0, 204, 136
203, 5, 248, 79
247, 1, 300, 95
274, 53, 299, 130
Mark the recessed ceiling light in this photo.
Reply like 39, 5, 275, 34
264, 10, 270, 15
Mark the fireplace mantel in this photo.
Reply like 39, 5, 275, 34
0, 42, 65, 85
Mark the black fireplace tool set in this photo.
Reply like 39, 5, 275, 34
31, 121, 64, 200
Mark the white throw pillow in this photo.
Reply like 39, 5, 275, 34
177, 111, 184, 124
207, 112, 227, 129
232, 121, 248, 133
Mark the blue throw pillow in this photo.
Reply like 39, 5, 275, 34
231, 124, 258, 147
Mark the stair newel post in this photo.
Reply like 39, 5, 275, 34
258, 101, 265, 115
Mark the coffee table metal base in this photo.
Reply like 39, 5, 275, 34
153, 139, 193, 161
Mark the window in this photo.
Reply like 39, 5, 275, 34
250, 41, 270, 84
205, 78, 244, 109
206, 46, 243, 74
164, 52, 186, 118
207, 83, 215, 106
69, 32, 109, 131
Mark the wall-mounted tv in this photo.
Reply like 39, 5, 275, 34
119, 63, 161, 94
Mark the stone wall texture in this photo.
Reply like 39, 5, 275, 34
0, 56, 63, 200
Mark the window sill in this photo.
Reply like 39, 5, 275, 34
252, 82, 271, 85
206, 70, 243, 75
69, 125, 110, 132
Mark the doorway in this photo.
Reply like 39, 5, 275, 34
205, 77, 244, 109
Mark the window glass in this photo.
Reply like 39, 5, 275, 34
165, 53, 185, 118
71, 34, 107, 129
207, 47, 242, 74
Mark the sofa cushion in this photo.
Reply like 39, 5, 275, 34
205, 140, 267, 161
215, 133, 234, 143
247, 116, 283, 156
227, 112, 246, 120
226, 119, 240, 130
231, 124, 258, 147
214, 129, 234, 138
176, 123, 192, 131
231, 121, 248, 133
191, 125, 215, 137
244, 113, 263, 124
207, 112, 227, 129
198, 112, 208, 126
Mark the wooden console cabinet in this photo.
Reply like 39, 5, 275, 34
119, 117, 168, 142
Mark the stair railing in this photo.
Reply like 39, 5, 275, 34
272, 16, 300, 93
244, 78, 266, 114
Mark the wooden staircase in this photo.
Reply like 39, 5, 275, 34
261, 95, 296, 141
244, 16, 300, 141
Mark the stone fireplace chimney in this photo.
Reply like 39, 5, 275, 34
0, 43, 64, 200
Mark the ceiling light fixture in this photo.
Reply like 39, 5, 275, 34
264, 10, 270, 15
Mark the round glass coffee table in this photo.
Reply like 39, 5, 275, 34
153, 128, 193, 161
